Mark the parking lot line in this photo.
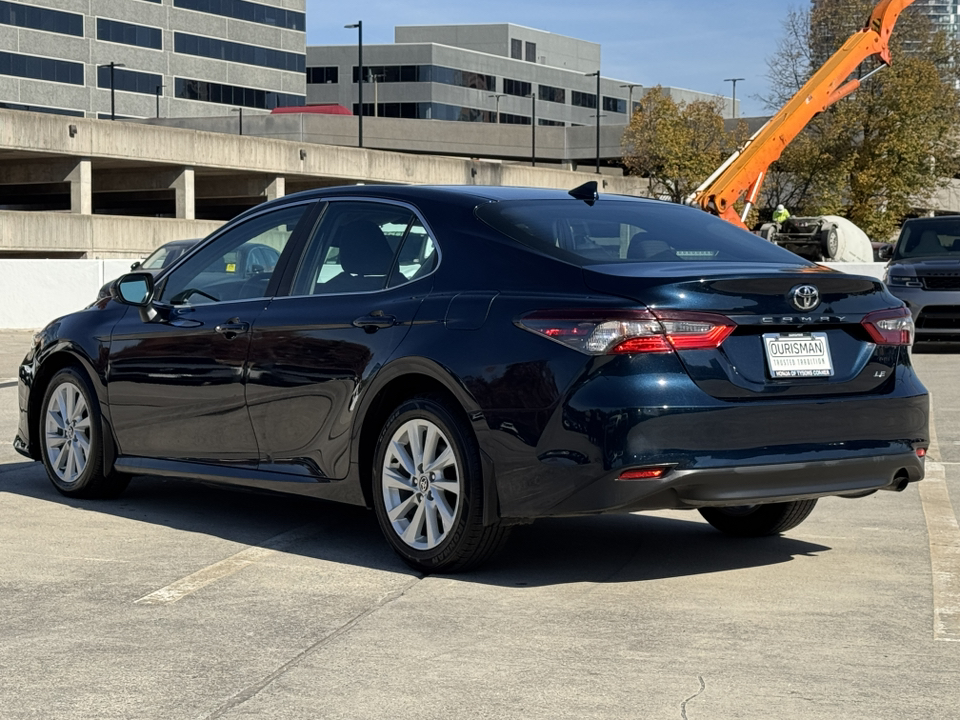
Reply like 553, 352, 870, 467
134, 524, 320, 606
919, 399, 960, 642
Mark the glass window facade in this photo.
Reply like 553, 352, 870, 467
176, 77, 305, 109
97, 65, 163, 94
503, 78, 531, 97
353, 101, 495, 123
0, 1, 83, 36
351, 64, 495, 91
525, 41, 536, 63
538, 85, 565, 104
510, 39, 522, 60
571, 90, 597, 109
0, 101, 83, 117
175, 32, 305, 72
538, 118, 564, 126
97, 18, 163, 50
603, 96, 626, 113
173, 0, 305, 32
0, 51, 83, 85
500, 112, 530, 125
307, 66, 338, 84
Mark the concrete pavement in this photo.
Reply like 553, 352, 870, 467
1, 344, 958, 719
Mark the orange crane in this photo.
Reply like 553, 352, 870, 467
686, 0, 916, 229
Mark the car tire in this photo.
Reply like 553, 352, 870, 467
697, 499, 817, 537
373, 395, 509, 573
820, 226, 839, 259
759, 223, 777, 242
40, 367, 130, 499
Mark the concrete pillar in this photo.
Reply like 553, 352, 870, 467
264, 176, 285, 201
68, 159, 92, 215
172, 167, 195, 220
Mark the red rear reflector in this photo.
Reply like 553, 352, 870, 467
618, 467, 668, 481
917, 448, 927, 458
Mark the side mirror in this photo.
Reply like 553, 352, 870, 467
112, 272, 155, 307
878, 244, 894, 260
130, 260, 142, 271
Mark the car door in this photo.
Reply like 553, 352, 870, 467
106, 201, 316, 463
244, 199, 439, 480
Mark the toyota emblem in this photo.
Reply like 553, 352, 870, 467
790, 285, 820, 312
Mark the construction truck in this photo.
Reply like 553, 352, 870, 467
686, 0, 915, 260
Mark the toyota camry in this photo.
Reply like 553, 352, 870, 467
14, 183, 929, 572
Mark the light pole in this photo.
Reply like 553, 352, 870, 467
155, 84, 165, 118
619, 83, 642, 117
724, 77, 745, 118
345, 21, 363, 147
231, 106, 243, 135
586, 71, 601, 173
370, 71, 384, 117
527, 93, 536, 166
488, 93, 506, 123
98, 62, 125, 120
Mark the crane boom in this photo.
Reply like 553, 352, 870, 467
687, 0, 916, 228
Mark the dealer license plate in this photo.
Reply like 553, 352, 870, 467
763, 332, 834, 378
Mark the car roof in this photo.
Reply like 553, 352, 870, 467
276, 184, 659, 206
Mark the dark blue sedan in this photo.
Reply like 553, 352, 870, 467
14, 183, 929, 572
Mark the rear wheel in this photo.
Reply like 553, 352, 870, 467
698, 499, 817, 537
373, 395, 509, 573
40, 368, 129, 499
820, 226, 839, 259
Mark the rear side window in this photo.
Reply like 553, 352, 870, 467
476, 199, 807, 265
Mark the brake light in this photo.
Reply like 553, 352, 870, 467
862, 307, 915, 346
517, 309, 735, 355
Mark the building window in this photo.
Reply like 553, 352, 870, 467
175, 33, 305, 72
175, 77, 305, 109
525, 41, 537, 63
307, 66, 338, 84
603, 96, 626, 114
571, 90, 597, 109
97, 19, 162, 50
503, 78, 531, 97
538, 85, 565, 104
351, 64, 495, 92
538, 118, 564, 126
0, 51, 83, 85
500, 112, 530, 125
0, 101, 84, 117
353, 102, 496, 123
510, 39, 522, 60
0, 1, 83, 36
173, 0, 305, 32
97, 66, 162, 95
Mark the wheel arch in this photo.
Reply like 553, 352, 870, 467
353, 357, 501, 525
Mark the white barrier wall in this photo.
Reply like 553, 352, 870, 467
0, 259, 136, 329
0, 259, 890, 331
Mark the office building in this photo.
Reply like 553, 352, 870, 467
0, 0, 306, 119
307, 24, 734, 128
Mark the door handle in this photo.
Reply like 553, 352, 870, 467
353, 313, 397, 331
215, 318, 250, 340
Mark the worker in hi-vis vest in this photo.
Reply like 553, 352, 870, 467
773, 204, 791, 224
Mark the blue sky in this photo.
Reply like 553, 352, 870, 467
305, 0, 797, 117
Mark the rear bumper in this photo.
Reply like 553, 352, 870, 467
536, 452, 924, 517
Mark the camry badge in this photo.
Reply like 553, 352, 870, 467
790, 285, 820, 312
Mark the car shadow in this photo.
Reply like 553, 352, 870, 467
1, 462, 831, 587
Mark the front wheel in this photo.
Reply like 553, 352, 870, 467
40, 368, 129, 499
820, 226, 839, 259
698, 499, 817, 537
372, 395, 509, 573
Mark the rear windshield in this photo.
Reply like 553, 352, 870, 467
894, 218, 960, 259
476, 198, 809, 266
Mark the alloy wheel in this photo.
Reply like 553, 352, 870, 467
381, 418, 461, 551
44, 381, 92, 486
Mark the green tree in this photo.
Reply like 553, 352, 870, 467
621, 88, 739, 204
763, 1, 960, 239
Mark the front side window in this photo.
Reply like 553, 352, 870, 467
292, 201, 437, 295
477, 199, 810, 266
160, 203, 308, 305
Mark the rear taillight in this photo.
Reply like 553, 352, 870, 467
862, 307, 915, 346
517, 309, 735, 355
